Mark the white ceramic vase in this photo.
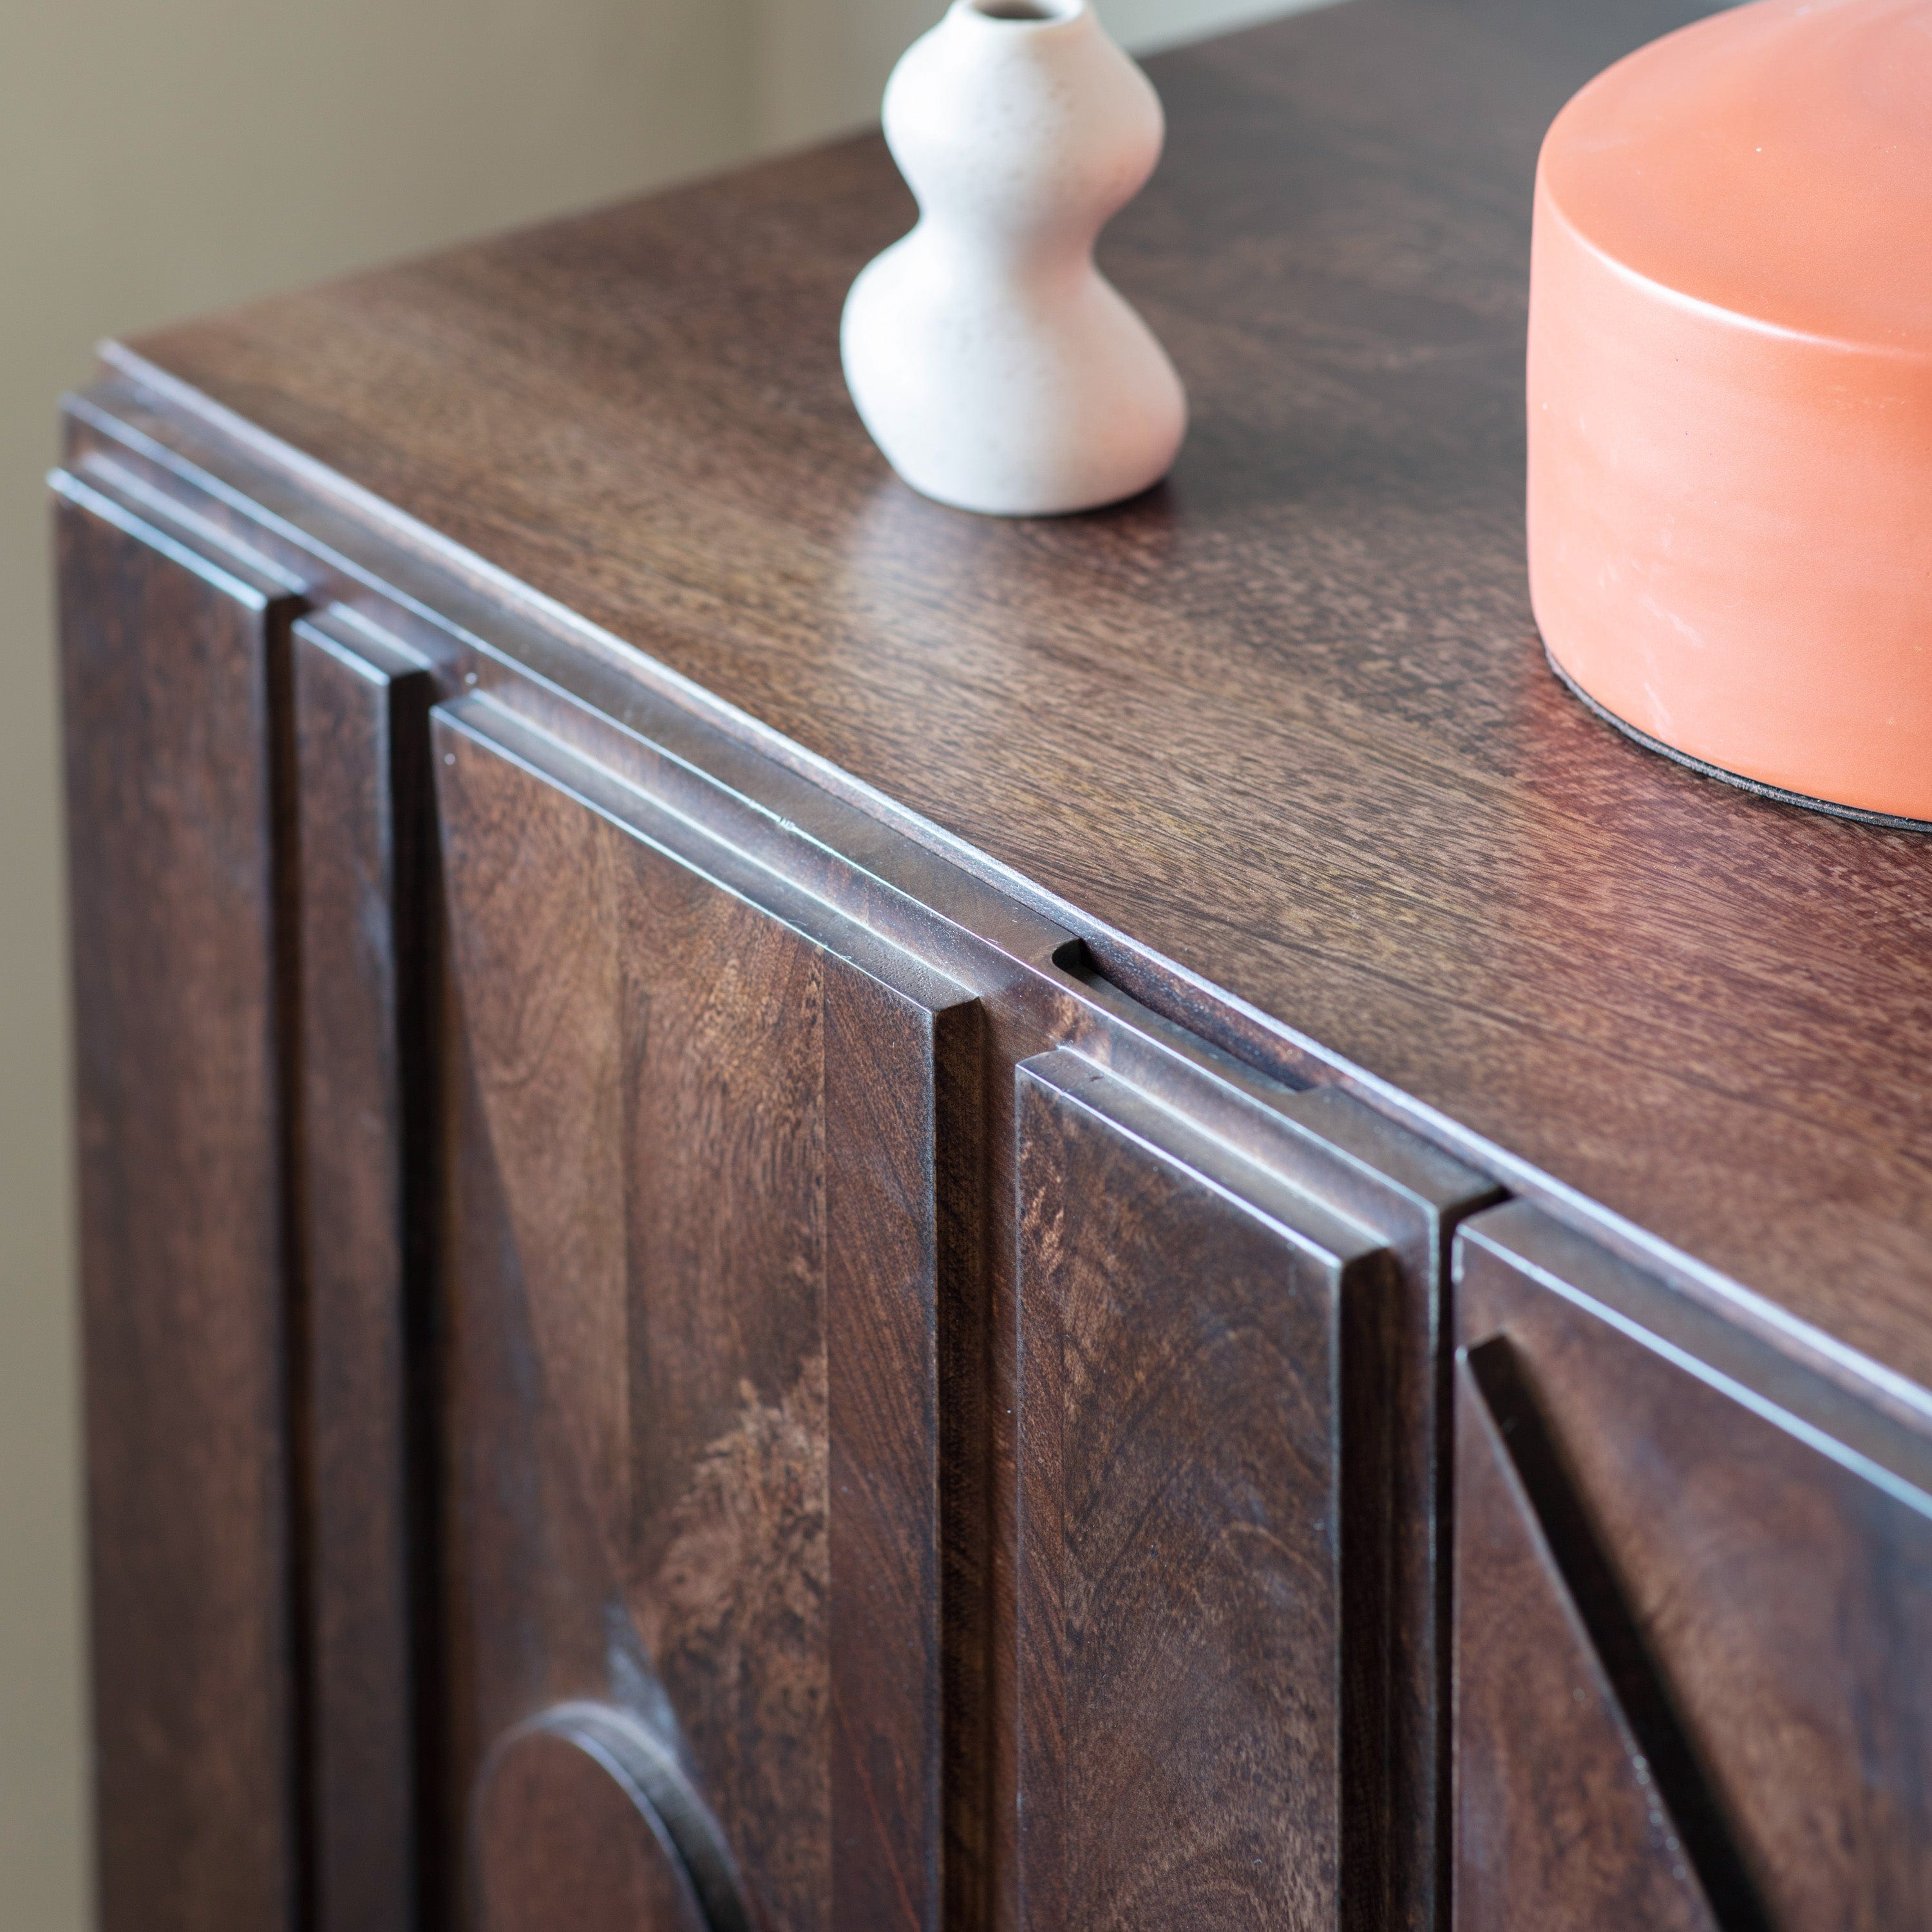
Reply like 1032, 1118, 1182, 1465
840, 0, 1188, 517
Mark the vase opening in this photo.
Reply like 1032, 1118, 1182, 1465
966, 0, 1081, 21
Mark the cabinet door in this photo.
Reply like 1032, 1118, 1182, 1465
1454, 1202, 1932, 1932
1014, 1050, 1397, 1932
433, 696, 980, 1932
290, 609, 436, 1932
57, 469, 305, 1932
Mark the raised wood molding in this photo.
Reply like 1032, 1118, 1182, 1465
57, 465, 306, 1932
290, 607, 437, 1932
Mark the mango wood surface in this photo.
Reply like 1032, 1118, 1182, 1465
1452, 1353, 1723, 1932
57, 472, 303, 1932
61, 397, 1521, 1932
102, 0, 1932, 1402
431, 695, 979, 1932
1016, 1051, 1385, 1932
1454, 1204, 1932, 1931
54, 0, 1932, 1926
1016, 1040, 1493, 1932
291, 609, 437, 1932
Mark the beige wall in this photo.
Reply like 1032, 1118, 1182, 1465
755, 0, 1304, 148
0, 0, 1305, 1924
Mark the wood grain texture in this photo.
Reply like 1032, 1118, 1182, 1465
56, 470, 305, 1932
104, 0, 1932, 1399
1066, 985, 1501, 1932
1461, 1335, 1770, 1931
432, 695, 979, 1932
1454, 1203, 1932, 1931
1016, 1049, 1395, 1932
1276, 1090, 1500, 1932
53, 395, 1546, 1932
57, 3, 1932, 1927
290, 608, 435, 1932
1452, 1350, 1721, 1932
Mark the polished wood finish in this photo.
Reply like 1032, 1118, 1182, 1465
431, 695, 977, 1932
1454, 1204, 1932, 1930
52, 1, 1932, 1929
107, 0, 1932, 1398
474, 1725, 710, 1932
290, 609, 435, 1932
1016, 1050, 1387, 1931
1016, 1037, 1495, 1932
57, 468, 303, 1932
1452, 1347, 1722, 1932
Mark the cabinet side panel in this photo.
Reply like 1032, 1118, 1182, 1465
59, 486, 299, 1932
292, 616, 434, 1932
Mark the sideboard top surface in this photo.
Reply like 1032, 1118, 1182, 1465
111, 0, 1932, 1393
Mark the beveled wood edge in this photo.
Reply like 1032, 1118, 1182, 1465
59, 381, 1072, 972
84, 347, 1070, 972
1455, 1200, 1932, 1516
288, 611, 438, 1932
1063, 961, 1499, 1229
53, 370, 1932, 1446
1018, 1047, 1388, 1269
52, 462, 303, 609
433, 693, 979, 1018
294, 606, 433, 687
61, 450, 314, 1932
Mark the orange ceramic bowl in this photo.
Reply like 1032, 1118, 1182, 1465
1527, 0, 1932, 826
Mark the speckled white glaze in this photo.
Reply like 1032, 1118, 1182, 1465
840, 0, 1188, 517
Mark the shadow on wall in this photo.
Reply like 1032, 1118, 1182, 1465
0, 1, 1326, 1927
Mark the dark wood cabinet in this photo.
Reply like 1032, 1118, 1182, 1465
292, 607, 435, 1932
432, 694, 976, 1932
52, 0, 1932, 1928
58, 469, 305, 1932
1452, 1205, 1932, 1931
1014, 1053, 1489, 1932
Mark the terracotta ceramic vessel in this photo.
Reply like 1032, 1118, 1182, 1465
1527, 0, 1932, 825
841, 0, 1188, 517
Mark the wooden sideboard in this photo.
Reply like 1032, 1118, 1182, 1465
53, 0, 1932, 1927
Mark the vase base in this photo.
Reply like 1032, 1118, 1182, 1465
1544, 650, 1932, 837
891, 465, 1172, 520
